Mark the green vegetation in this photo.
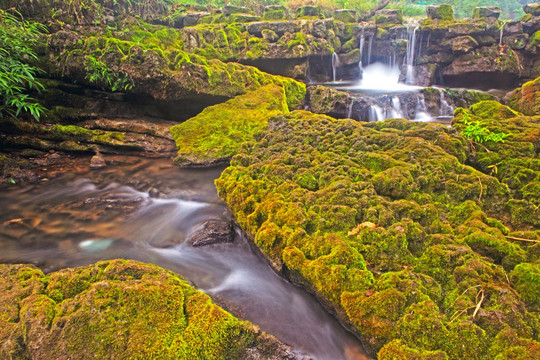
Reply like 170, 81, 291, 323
0, 9, 46, 121
84, 55, 133, 91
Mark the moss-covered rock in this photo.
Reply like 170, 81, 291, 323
216, 110, 538, 358
472, 7, 501, 20
0, 260, 292, 359
426, 5, 455, 21
44, 25, 305, 106
452, 100, 540, 227
334, 10, 356, 23
507, 76, 540, 116
170, 84, 299, 166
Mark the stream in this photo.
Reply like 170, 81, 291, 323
0, 155, 368, 360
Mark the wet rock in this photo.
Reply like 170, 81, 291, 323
188, 219, 234, 247
472, 6, 501, 20
89, 152, 106, 169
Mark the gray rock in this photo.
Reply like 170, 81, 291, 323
188, 219, 234, 247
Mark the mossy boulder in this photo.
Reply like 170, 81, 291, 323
170, 84, 300, 166
507, 76, 540, 116
263, 5, 288, 20
0, 260, 290, 359
216, 111, 538, 358
334, 10, 356, 23
472, 6, 501, 20
426, 5, 455, 21
375, 9, 404, 25
452, 100, 540, 226
524, 3, 540, 16
295, 5, 322, 19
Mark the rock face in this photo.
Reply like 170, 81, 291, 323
0, 260, 301, 359
216, 107, 539, 359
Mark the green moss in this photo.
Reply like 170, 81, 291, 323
432, 5, 455, 21
170, 84, 290, 166
295, 5, 322, 19
216, 110, 538, 357
0, 260, 259, 359
379, 339, 448, 359
510, 262, 540, 311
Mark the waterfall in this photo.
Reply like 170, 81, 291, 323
391, 96, 404, 118
415, 93, 431, 121
347, 98, 355, 119
367, 35, 373, 65
439, 90, 454, 116
406, 25, 419, 85
331, 52, 339, 82
368, 105, 384, 121
358, 28, 365, 72
499, 23, 505, 46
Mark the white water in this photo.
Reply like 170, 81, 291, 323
405, 25, 419, 85
367, 35, 373, 65
358, 28, 365, 72
337, 62, 421, 92
439, 89, 454, 116
332, 52, 339, 82
347, 98, 355, 119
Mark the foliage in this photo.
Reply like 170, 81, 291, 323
460, 117, 509, 143
84, 55, 133, 92
0, 9, 46, 121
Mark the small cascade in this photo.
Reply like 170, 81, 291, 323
358, 28, 365, 72
367, 35, 373, 65
405, 25, 419, 85
499, 22, 505, 46
368, 105, 384, 121
439, 89, 454, 116
391, 96, 404, 118
415, 93, 431, 121
347, 99, 354, 119
331, 52, 339, 82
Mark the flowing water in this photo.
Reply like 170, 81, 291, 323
0, 155, 368, 360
